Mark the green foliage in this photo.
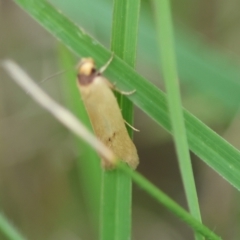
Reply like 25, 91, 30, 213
0, 213, 26, 240
100, 0, 140, 240
5, 0, 240, 239
152, 1, 202, 239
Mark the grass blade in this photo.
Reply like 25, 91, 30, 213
58, 45, 102, 237
101, 0, 140, 239
0, 213, 26, 240
118, 163, 221, 240
50, 0, 240, 109
152, 1, 203, 240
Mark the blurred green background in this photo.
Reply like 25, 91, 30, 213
1, 0, 240, 239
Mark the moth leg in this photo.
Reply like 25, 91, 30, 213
124, 120, 140, 132
99, 53, 136, 95
105, 81, 135, 95
99, 53, 114, 74
115, 88, 136, 95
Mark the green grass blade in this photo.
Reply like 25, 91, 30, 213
100, 172, 118, 240
111, 0, 140, 67
50, 0, 240, 109
152, 1, 203, 240
111, 0, 140, 128
117, 163, 221, 240
100, 0, 140, 239
0, 213, 26, 240
58, 45, 101, 237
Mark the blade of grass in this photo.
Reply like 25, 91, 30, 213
100, 171, 118, 240
2, 60, 115, 164
4, 59, 221, 240
49, 0, 240, 109
111, 0, 140, 130
117, 163, 221, 240
112, 0, 140, 238
58, 45, 102, 237
152, 1, 203, 240
100, 0, 140, 240
111, 1, 140, 239
0, 213, 26, 240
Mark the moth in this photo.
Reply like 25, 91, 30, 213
77, 56, 139, 169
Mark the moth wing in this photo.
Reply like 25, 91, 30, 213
78, 76, 139, 169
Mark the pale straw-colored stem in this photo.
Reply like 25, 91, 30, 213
2, 60, 116, 164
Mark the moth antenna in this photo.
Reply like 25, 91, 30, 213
98, 53, 114, 74
40, 68, 72, 84
124, 120, 140, 132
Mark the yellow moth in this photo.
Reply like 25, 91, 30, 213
76, 57, 139, 169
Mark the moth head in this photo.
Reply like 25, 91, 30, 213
77, 58, 98, 86
78, 58, 96, 76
